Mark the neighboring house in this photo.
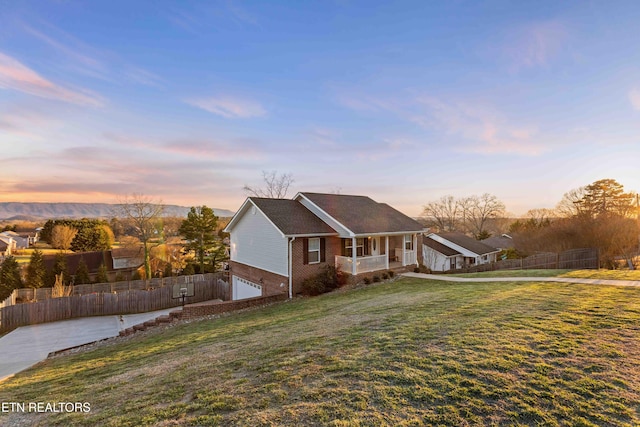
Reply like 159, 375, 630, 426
224, 192, 425, 300
0, 237, 11, 258
43, 249, 144, 283
0, 231, 29, 250
423, 232, 499, 272
482, 234, 514, 251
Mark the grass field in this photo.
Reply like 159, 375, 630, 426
450, 269, 640, 281
1, 277, 639, 426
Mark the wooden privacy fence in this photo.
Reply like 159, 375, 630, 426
0, 274, 217, 309
0, 274, 229, 333
445, 248, 599, 274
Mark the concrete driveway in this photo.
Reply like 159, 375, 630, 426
0, 308, 179, 383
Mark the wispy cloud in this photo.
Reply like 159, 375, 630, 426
22, 24, 106, 74
166, 1, 258, 33
0, 51, 104, 106
185, 95, 266, 118
103, 132, 265, 160
20, 21, 162, 88
501, 20, 568, 71
124, 66, 164, 87
414, 96, 543, 155
337, 91, 544, 155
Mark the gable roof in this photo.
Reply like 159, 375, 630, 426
435, 232, 499, 256
251, 198, 337, 236
225, 198, 337, 237
423, 236, 461, 257
481, 235, 514, 250
298, 193, 424, 235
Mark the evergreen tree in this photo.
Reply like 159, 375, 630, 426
74, 257, 91, 285
179, 206, 219, 274
26, 249, 46, 288
95, 263, 109, 283
0, 256, 23, 299
47, 252, 68, 287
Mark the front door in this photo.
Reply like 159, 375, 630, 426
371, 237, 380, 256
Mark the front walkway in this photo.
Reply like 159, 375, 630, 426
402, 272, 640, 288
0, 307, 179, 383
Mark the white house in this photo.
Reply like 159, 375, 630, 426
423, 232, 499, 272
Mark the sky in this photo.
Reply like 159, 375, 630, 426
1, 0, 639, 217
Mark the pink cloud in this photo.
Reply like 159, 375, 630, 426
185, 95, 266, 118
0, 52, 104, 106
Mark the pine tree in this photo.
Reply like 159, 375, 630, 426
179, 205, 219, 274
74, 257, 91, 285
46, 252, 68, 287
95, 263, 109, 283
0, 256, 23, 299
26, 249, 46, 288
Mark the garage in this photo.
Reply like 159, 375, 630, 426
232, 276, 262, 300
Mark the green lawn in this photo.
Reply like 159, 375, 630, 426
1, 277, 639, 426
450, 269, 640, 281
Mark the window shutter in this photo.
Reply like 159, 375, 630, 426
320, 238, 326, 263
303, 238, 309, 265
364, 239, 370, 256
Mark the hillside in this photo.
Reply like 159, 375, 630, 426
0, 203, 235, 220
0, 277, 638, 426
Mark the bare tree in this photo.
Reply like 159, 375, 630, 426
243, 170, 294, 199
422, 195, 460, 232
115, 194, 165, 280
50, 225, 78, 251
556, 186, 588, 218
464, 193, 506, 240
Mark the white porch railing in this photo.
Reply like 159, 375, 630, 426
335, 254, 387, 275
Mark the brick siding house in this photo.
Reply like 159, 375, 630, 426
224, 192, 425, 300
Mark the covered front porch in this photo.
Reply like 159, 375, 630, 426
335, 234, 419, 275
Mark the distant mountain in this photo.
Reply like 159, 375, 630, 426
0, 203, 235, 220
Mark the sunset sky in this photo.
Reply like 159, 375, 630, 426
1, 0, 639, 217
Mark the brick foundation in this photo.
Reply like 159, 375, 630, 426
181, 293, 288, 319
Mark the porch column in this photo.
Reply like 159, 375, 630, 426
352, 237, 357, 276
385, 236, 389, 269
413, 234, 418, 266
402, 234, 406, 267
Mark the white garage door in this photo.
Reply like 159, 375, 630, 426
232, 276, 262, 300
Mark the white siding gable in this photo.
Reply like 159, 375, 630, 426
230, 204, 289, 277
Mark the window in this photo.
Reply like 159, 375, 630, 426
308, 238, 320, 264
344, 238, 365, 257
404, 234, 413, 251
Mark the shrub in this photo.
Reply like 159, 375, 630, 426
363, 277, 371, 284
372, 275, 381, 283
301, 276, 325, 296
301, 265, 348, 296
387, 270, 395, 278
382, 272, 389, 280
414, 267, 420, 273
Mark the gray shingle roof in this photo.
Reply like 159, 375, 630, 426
250, 198, 337, 236
436, 232, 499, 255
300, 193, 423, 234
423, 236, 461, 256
